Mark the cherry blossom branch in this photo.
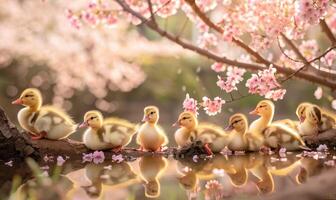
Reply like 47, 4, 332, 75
280, 45, 336, 84
277, 37, 302, 63
115, 0, 336, 89
184, 0, 270, 64
147, 0, 157, 25
280, 33, 309, 64
320, 19, 336, 44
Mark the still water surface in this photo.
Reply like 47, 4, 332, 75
7, 151, 335, 200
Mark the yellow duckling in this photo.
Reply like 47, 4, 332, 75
249, 100, 307, 151
174, 111, 225, 154
137, 106, 168, 152
225, 113, 249, 151
297, 105, 321, 138
12, 88, 76, 140
79, 110, 136, 151
173, 111, 198, 148
296, 102, 335, 135
139, 155, 168, 198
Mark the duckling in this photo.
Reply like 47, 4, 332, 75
296, 102, 335, 134
12, 88, 76, 140
136, 106, 168, 152
249, 100, 307, 151
173, 111, 198, 148
174, 111, 225, 154
298, 105, 321, 138
225, 113, 249, 151
273, 119, 299, 131
139, 155, 168, 198
249, 157, 275, 194
79, 110, 137, 151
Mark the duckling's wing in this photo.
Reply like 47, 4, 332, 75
264, 124, 306, 146
320, 107, 336, 119
104, 117, 137, 136
273, 119, 299, 130
40, 105, 75, 125
198, 122, 226, 137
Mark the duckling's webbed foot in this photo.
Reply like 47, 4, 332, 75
31, 131, 47, 140
203, 143, 213, 155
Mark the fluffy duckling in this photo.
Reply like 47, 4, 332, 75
174, 111, 198, 148
296, 102, 335, 135
136, 106, 168, 152
139, 155, 168, 198
80, 110, 137, 151
12, 88, 76, 140
298, 105, 322, 138
225, 113, 264, 152
249, 100, 307, 151
174, 111, 225, 154
225, 113, 249, 151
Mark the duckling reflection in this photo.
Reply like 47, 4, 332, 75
295, 157, 326, 184
266, 154, 301, 177
176, 158, 213, 191
248, 155, 275, 194
82, 162, 138, 198
139, 155, 168, 198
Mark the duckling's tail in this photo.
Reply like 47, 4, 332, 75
299, 145, 311, 151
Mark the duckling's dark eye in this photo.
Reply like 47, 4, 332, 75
25, 94, 33, 98
90, 117, 95, 120
150, 111, 155, 114
182, 117, 187, 120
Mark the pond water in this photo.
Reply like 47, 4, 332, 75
3, 151, 335, 200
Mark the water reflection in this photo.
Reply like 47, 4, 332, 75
8, 152, 336, 200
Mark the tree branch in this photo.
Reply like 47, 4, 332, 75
280, 33, 309, 64
146, 0, 157, 25
116, 0, 336, 89
320, 19, 336, 45
184, 0, 270, 64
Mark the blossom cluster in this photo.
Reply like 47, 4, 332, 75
216, 66, 246, 93
246, 65, 286, 101
182, 93, 225, 116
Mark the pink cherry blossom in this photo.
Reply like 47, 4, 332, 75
183, 93, 199, 116
317, 144, 328, 152
246, 65, 286, 101
205, 180, 223, 200
324, 160, 335, 167
154, 0, 181, 18
93, 151, 105, 164
82, 152, 94, 163
112, 154, 124, 163
211, 62, 225, 72
195, 0, 217, 12
5, 160, 13, 167
265, 89, 286, 101
197, 32, 218, 49
216, 76, 236, 93
314, 87, 323, 100
202, 96, 225, 116
57, 156, 66, 166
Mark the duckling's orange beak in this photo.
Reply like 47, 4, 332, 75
224, 124, 234, 131
142, 115, 150, 122
299, 116, 305, 123
78, 121, 88, 128
249, 108, 258, 115
172, 121, 179, 127
12, 98, 23, 105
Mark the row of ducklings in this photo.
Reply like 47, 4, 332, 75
12, 88, 335, 153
